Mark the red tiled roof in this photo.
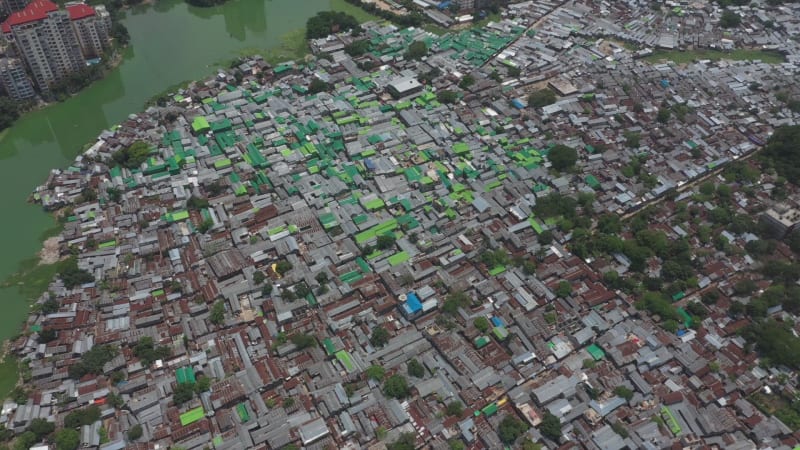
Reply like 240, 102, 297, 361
1, 0, 58, 33
66, 3, 95, 20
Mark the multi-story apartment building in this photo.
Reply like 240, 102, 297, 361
66, 2, 108, 59
0, 57, 34, 100
1, 0, 109, 94
0, 0, 30, 17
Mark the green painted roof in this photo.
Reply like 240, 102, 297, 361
180, 407, 204, 426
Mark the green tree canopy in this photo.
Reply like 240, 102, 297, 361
370, 326, 390, 348
383, 374, 410, 399
548, 144, 578, 172
527, 89, 556, 108
407, 358, 425, 378
305, 11, 360, 39
404, 40, 428, 60
538, 411, 561, 441
365, 364, 385, 381
54, 428, 80, 450
473, 316, 490, 333
498, 415, 528, 444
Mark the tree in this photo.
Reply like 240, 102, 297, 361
68, 345, 118, 379
720, 9, 741, 28
305, 11, 360, 39
290, 333, 317, 349
614, 386, 634, 401
307, 78, 331, 95
656, 107, 671, 123
253, 271, 266, 285
437, 90, 459, 104
527, 89, 556, 108
59, 259, 94, 289
405, 40, 428, 60
38, 328, 57, 343
27, 418, 55, 440
365, 365, 385, 381
582, 358, 596, 369
445, 401, 463, 417
383, 374, 410, 399
473, 316, 490, 333
370, 326, 390, 348
344, 40, 370, 57
127, 424, 143, 441
54, 428, 80, 450
407, 358, 425, 378
173, 383, 195, 405
194, 376, 211, 393
197, 218, 214, 233
387, 432, 416, 450
458, 74, 475, 89
186, 196, 209, 210
448, 440, 466, 450
498, 415, 528, 444
0, 96, 20, 132
555, 281, 572, 298
376, 235, 396, 250
538, 412, 562, 441
508, 66, 522, 77
112, 141, 152, 169
275, 260, 293, 275
548, 144, 578, 172
132, 336, 171, 366
64, 406, 101, 428
209, 300, 225, 325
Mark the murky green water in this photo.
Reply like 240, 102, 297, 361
0, 0, 367, 342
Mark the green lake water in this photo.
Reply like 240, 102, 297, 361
0, 0, 372, 344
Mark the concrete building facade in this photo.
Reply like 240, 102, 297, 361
0, 57, 35, 100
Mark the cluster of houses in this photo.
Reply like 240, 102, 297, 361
5, 0, 800, 449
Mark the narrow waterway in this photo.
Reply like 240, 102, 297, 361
0, 0, 365, 342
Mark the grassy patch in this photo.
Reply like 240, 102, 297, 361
330, 0, 380, 23
0, 356, 18, 401
1, 257, 73, 302
643, 49, 785, 65
749, 391, 800, 430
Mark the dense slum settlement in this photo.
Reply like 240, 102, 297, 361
8, 0, 800, 449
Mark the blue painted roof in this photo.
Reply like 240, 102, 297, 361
511, 98, 526, 109
491, 317, 504, 327
405, 292, 422, 313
